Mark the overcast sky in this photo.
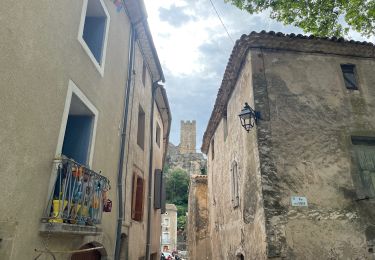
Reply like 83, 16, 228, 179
143, 0, 373, 151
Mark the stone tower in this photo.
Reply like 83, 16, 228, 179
179, 120, 196, 154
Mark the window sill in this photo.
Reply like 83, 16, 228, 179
78, 37, 105, 77
39, 221, 102, 236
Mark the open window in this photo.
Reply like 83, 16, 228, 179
78, 0, 110, 75
57, 80, 98, 166
131, 173, 145, 221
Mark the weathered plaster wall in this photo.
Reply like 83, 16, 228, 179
0, 0, 131, 259
123, 41, 154, 260
0, 1, 167, 259
253, 48, 375, 259
206, 52, 267, 260
187, 175, 212, 260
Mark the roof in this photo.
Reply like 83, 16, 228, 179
165, 203, 178, 211
155, 85, 172, 165
201, 31, 375, 154
123, 0, 165, 82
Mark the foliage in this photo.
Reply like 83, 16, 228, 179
165, 168, 189, 205
177, 215, 187, 230
165, 168, 190, 230
225, 0, 375, 37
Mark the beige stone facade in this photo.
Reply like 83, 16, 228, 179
201, 32, 375, 259
187, 175, 212, 260
161, 204, 178, 252
0, 1, 170, 260
179, 120, 197, 154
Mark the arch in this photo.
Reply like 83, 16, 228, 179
236, 252, 245, 260
71, 241, 107, 260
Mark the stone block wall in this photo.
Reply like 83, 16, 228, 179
179, 120, 196, 154
187, 175, 212, 260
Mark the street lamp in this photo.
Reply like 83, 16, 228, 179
238, 102, 260, 132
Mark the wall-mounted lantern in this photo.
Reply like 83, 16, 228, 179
238, 102, 260, 132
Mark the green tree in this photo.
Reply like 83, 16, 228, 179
165, 168, 190, 230
225, 0, 375, 37
165, 168, 189, 205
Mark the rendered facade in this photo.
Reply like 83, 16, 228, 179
200, 32, 375, 259
0, 1, 170, 259
160, 204, 178, 253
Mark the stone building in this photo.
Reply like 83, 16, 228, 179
0, 1, 171, 260
166, 121, 206, 176
161, 204, 178, 252
201, 31, 375, 259
187, 175, 212, 260
179, 120, 197, 154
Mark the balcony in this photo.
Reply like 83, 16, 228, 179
40, 156, 110, 235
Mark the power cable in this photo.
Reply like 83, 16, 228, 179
208, 0, 235, 44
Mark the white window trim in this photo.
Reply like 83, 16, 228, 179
77, 0, 110, 77
55, 80, 99, 167
45, 80, 99, 208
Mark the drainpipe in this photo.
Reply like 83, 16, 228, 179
145, 81, 163, 260
114, 24, 135, 260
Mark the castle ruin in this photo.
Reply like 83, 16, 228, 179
179, 120, 196, 154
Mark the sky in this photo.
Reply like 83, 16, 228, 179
143, 0, 373, 150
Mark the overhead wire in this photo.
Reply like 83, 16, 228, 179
208, 0, 235, 44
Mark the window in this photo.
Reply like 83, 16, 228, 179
156, 123, 161, 147
341, 64, 358, 90
142, 61, 147, 86
211, 139, 215, 160
78, 0, 110, 75
57, 80, 98, 166
131, 173, 145, 221
223, 115, 228, 142
163, 218, 170, 227
231, 161, 239, 208
352, 137, 375, 198
137, 105, 145, 149
162, 232, 170, 244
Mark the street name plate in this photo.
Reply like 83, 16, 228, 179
291, 196, 308, 207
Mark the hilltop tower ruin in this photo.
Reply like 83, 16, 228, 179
179, 120, 196, 154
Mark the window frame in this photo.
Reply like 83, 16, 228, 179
131, 173, 145, 222
137, 105, 146, 150
142, 60, 147, 86
156, 122, 161, 147
78, 0, 110, 77
231, 160, 239, 208
340, 64, 359, 90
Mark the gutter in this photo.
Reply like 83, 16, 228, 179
145, 81, 163, 260
114, 24, 135, 260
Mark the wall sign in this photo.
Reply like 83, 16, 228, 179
291, 196, 308, 207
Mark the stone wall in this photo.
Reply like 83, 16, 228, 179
187, 175, 212, 260
179, 120, 197, 154
166, 143, 206, 176
204, 40, 375, 259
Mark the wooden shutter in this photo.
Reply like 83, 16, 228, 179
154, 169, 162, 209
131, 174, 145, 221
134, 177, 144, 221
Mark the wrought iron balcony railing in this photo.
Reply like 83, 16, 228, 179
40, 156, 110, 235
